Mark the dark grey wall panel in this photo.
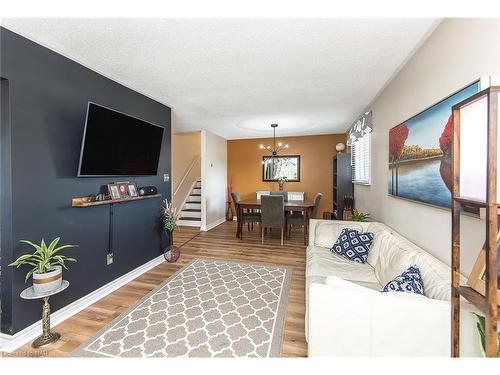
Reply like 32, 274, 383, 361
0, 27, 172, 334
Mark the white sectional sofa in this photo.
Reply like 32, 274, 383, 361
306, 219, 482, 357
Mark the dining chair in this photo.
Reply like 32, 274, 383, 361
270, 191, 288, 201
231, 191, 261, 240
261, 195, 285, 246
286, 192, 322, 239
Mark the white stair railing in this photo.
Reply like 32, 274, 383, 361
173, 155, 201, 212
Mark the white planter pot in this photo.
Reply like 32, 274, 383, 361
32, 266, 62, 294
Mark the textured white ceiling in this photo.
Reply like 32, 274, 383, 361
2, 18, 438, 139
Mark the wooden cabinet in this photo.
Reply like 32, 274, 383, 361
333, 153, 353, 220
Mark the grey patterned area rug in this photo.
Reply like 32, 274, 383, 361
72, 259, 291, 357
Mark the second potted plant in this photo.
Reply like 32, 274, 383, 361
161, 199, 180, 263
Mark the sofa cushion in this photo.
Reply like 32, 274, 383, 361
314, 221, 365, 248
330, 228, 374, 263
365, 223, 394, 267
374, 237, 419, 287
325, 275, 378, 292
413, 252, 452, 301
381, 265, 425, 295
307, 245, 379, 289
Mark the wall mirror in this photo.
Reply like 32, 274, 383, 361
262, 155, 300, 182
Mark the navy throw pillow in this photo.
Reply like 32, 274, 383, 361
381, 265, 425, 295
330, 228, 374, 263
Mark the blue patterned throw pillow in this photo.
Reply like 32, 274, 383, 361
330, 228, 374, 263
381, 265, 425, 295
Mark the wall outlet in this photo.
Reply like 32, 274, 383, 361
107, 253, 114, 265
163, 173, 170, 182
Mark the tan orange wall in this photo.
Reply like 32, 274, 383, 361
227, 133, 347, 217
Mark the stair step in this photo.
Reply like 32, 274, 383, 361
182, 209, 201, 212
181, 209, 201, 218
179, 217, 201, 221
190, 193, 201, 196
185, 202, 201, 209
177, 220, 201, 227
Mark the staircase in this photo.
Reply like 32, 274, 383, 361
177, 180, 202, 227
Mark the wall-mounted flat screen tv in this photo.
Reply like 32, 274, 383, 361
78, 102, 164, 176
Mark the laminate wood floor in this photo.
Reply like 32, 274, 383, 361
7, 221, 307, 357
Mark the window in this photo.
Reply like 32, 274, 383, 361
351, 132, 371, 185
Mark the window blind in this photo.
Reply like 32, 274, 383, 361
351, 132, 371, 184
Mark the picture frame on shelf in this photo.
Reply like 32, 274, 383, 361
116, 182, 130, 198
127, 183, 138, 197
107, 184, 121, 200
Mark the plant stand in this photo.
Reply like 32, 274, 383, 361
20, 280, 69, 348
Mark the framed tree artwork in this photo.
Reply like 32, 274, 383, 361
388, 81, 480, 209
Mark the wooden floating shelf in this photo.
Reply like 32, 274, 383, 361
454, 286, 500, 321
72, 194, 162, 207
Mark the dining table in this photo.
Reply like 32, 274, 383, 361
237, 199, 316, 245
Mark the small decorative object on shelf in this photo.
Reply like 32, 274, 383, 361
277, 176, 288, 191
322, 211, 333, 220
107, 183, 121, 199
351, 209, 370, 222
342, 194, 354, 220
335, 142, 346, 153
161, 199, 180, 263
127, 183, 138, 197
9, 237, 77, 294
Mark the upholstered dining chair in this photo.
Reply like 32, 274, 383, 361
261, 195, 285, 246
231, 191, 261, 240
270, 191, 288, 201
286, 192, 322, 239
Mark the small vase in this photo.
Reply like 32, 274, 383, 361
164, 229, 180, 263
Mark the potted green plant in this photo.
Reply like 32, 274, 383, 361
473, 313, 500, 357
9, 237, 77, 294
351, 209, 371, 222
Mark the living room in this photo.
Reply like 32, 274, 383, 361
1, 1, 500, 373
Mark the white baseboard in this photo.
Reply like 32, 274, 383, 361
0, 254, 165, 353
203, 216, 226, 231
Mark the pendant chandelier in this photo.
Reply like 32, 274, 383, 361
259, 124, 289, 156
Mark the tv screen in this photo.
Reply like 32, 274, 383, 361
78, 102, 164, 176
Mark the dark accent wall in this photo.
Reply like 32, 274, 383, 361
0, 27, 172, 335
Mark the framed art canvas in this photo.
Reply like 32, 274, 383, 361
262, 155, 300, 182
388, 81, 480, 208
108, 184, 121, 200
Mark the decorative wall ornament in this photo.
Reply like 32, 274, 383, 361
347, 111, 372, 146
